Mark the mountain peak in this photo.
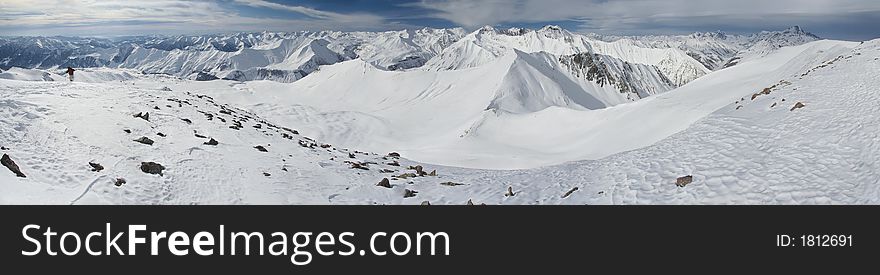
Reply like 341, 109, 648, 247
539, 25, 564, 32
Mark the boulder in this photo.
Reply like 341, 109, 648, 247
204, 138, 219, 146
676, 175, 693, 187
114, 177, 126, 187
133, 136, 154, 145
88, 162, 104, 172
1, 154, 26, 178
133, 112, 150, 121
504, 186, 516, 197
790, 102, 806, 111
140, 162, 165, 175
404, 189, 418, 198
377, 178, 392, 188
254, 145, 268, 152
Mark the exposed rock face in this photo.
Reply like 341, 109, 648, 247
1, 154, 26, 178
560, 52, 675, 100
140, 162, 165, 175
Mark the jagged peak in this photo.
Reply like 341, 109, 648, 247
539, 25, 564, 32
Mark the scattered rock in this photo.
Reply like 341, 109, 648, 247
408, 165, 427, 176
123, 129, 131, 134
377, 178, 392, 188
395, 173, 417, 179
380, 169, 395, 173
387, 152, 401, 158
0, 146, 6, 150
348, 152, 356, 159
254, 145, 268, 152
253, 124, 262, 129
133, 136, 155, 145
114, 177, 126, 187
281, 167, 288, 172
429, 170, 437, 176
160, 86, 172, 91
781, 98, 786, 102
181, 118, 192, 124
204, 138, 219, 146
466, 199, 474, 205
194, 133, 207, 139
157, 132, 166, 137
735, 105, 743, 110
504, 186, 516, 197
88, 162, 104, 172
420, 201, 431, 206
561, 187, 579, 198
153, 106, 160, 110
404, 189, 418, 198
349, 162, 369, 170
790, 102, 806, 111
140, 162, 165, 176
320, 144, 332, 148
440, 181, 464, 186
770, 102, 777, 108
133, 112, 150, 121
386, 160, 400, 166
1, 154, 26, 178
263, 172, 271, 177
676, 175, 693, 187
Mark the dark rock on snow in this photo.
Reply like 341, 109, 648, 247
204, 138, 219, 146
133, 136, 154, 145
1, 154, 26, 178
404, 189, 418, 198
254, 145, 268, 152
114, 177, 127, 187
676, 175, 693, 187
140, 162, 165, 175
88, 162, 104, 172
377, 178, 392, 188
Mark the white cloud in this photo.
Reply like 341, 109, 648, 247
231, 0, 383, 23
411, 0, 880, 33
0, 0, 396, 36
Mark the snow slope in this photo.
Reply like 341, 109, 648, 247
194, 40, 856, 169
330, 38, 880, 205
1, 38, 877, 204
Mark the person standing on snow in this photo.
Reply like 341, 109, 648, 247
65, 66, 75, 81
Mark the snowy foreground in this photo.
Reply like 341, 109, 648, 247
1, 39, 879, 204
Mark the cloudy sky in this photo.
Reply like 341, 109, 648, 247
1, 0, 878, 40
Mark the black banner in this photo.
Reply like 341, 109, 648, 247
1, 206, 875, 273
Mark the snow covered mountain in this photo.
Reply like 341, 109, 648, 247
2, 37, 877, 204
0, 28, 466, 82
591, 26, 821, 70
